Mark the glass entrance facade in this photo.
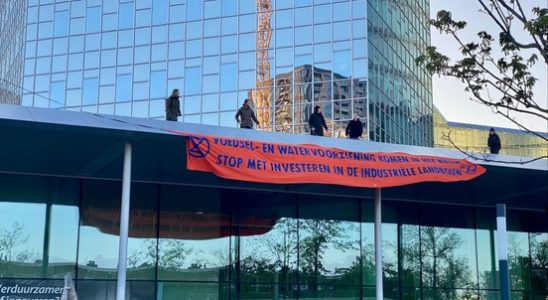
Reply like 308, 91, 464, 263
20, 0, 433, 146
1, 172, 546, 300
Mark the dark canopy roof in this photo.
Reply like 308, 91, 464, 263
1, 104, 546, 213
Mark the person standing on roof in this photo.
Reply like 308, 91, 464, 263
345, 114, 363, 139
308, 105, 329, 136
165, 89, 181, 121
235, 99, 260, 129
487, 127, 501, 154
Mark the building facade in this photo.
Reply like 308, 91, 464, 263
0, 0, 26, 105
434, 107, 548, 158
0, 106, 547, 300
20, 0, 433, 146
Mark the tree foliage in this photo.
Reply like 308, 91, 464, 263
417, 0, 547, 145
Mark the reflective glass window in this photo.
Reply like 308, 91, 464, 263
66, 89, 82, 107
152, 26, 168, 44
68, 53, 83, 71
314, 43, 332, 63
39, 4, 54, 21
26, 23, 38, 41
186, 40, 202, 58
119, 2, 134, 29
169, 23, 185, 41
334, 21, 351, 41
221, 17, 237, 35
169, 41, 185, 60
333, 1, 351, 22
353, 19, 367, 39
86, 6, 101, 33
37, 39, 53, 57
314, 24, 331, 43
102, 13, 117, 32
35, 57, 51, 74
100, 49, 116, 67
134, 46, 151, 64
150, 70, 167, 98
187, 21, 203, 40
84, 51, 99, 69
50, 81, 67, 108
70, 0, 85, 18
239, 14, 256, 33
203, 37, 220, 56
295, 26, 312, 46
169, 5, 185, 23
352, 1, 366, 19
134, 64, 151, 82
133, 82, 149, 101
38, 21, 53, 39
99, 85, 115, 103
78, 181, 120, 279
54, 11, 69, 36
103, 0, 118, 13
238, 70, 255, 90
238, 52, 255, 71
276, 28, 293, 48
204, 19, 220, 37
314, 4, 331, 23
69, 36, 84, 53
184, 96, 201, 115
70, 18, 84, 35
25, 41, 37, 58
239, 33, 256, 52
203, 75, 219, 94
0, 189, 45, 277
117, 48, 133, 66
221, 35, 237, 54
135, 27, 151, 46
202, 93, 219, 112
84, 34, 100, 51
276, 9, 293, 29
187, 0, 202, 21
118, 30, 134, 48
136, 0, 152, 9
152, 0, 168, 25
136, 9, 152, 27
82, 78, 99, 105
152, 44, 168, 62
220, 63, 237, 92
27, 6, 38, 23
295, 6, 312, 27
203, 56, 220, 74
185, 67, 202, 95
221, 1, 237, 16
239, 2, 255, 14
204, 0, 220, 19
116, 74, 133, 102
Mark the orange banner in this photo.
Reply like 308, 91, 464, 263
185, 135, 486, 188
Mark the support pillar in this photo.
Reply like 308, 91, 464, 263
496, 204, 510, 300
116, 142, 132, 300
374, 188, 383, 300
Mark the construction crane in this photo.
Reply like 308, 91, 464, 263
255, 0, 272, 128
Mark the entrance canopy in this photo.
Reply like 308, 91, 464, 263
0, 105, 546, 212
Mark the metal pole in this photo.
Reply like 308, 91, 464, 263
116, 142, 132, 300
496, 204, 510, 300
374, 188, 383, 300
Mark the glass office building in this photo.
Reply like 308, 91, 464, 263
0, 0, 26, 104
21, 0, 433, 146
434, 107, 548, 158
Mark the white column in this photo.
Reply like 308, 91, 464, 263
116, 142, 132, 300
374, 188, 383, 300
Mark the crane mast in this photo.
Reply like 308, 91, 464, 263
255, 0, 272, 128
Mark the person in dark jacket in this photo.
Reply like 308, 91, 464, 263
165, 89, 181, 121
235, 99, 260, 129
345, 114, 363, 139
308, 105, 329, 136
487, 127, 501, 154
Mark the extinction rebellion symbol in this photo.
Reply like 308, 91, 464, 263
188, 136, 210, 158
460, 162, 478, 175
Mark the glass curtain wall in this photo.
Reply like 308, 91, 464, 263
22, 0, 432, 147
1, 173, 546, 299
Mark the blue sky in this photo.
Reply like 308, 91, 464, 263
430, 0, 547, 132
